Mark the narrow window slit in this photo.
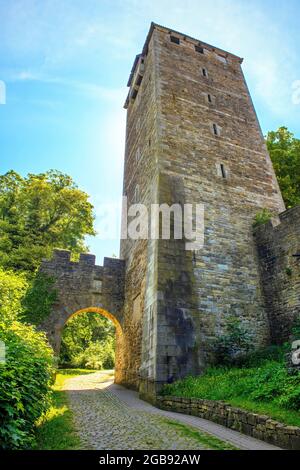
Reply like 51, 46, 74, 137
220, 164, 226, 178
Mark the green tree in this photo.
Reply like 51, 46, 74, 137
0, 268, 28, 325
267, 127, 300, 208
59, 312, 115, 369
0, 170, 95, 273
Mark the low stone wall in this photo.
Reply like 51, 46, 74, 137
156, 396, 300, 450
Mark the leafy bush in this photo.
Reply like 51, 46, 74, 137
72, 338, 115, 370
0, 321, 54, 449
0, 268, 54, 449
213, 316, 254, 365
0, 268, 28, 324
266, 127, 300, 208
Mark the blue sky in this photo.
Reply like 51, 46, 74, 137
0, 0, 299, 264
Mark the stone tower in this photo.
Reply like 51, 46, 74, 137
121, 23, 285, 399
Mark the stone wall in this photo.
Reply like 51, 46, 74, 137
157, 396, 300, 449
153, 22, 285, 381
121, 29, 161, 393
255, 206, 300, 344
123, 22, 286, 396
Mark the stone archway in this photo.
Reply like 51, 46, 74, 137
70, 306, 122, 331
38, 249, 126, 384
61, 306, 124, 384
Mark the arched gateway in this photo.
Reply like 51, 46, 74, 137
39, 249, 126, 385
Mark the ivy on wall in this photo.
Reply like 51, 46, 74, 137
22, 273, 58, 326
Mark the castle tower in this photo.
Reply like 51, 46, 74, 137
120, 23, 285, 399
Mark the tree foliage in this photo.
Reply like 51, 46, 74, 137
0, 170, 109, 449
0, 268, 28, 324
59, 312, 115, 370
267, 127, 300, 208
0, 170, 95, 273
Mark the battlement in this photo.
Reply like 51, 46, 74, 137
43, 249, 125, 271
143, 22, 243, 62
52, 249, 71, 261
47, 249, 98, 266
254, 205, 300, 343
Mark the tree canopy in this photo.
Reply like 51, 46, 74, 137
267, 127, 300, 208
59, 312, 115, 370
0, 170, 95, 273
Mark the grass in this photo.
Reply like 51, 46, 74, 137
225, 398, 300, 427
161, 360, 300, 428
34, 368, 98, 450
162, 419, 238, 450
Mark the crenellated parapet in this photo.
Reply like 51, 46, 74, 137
39, 249, 125, 355
254, 206, 300, 343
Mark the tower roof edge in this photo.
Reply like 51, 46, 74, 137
142, 22, 244, 63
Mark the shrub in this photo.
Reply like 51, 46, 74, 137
0, 268, 28, 324
0, 268, 54, 449
0, 321, 54, 449
72, 338, 115, 370
213, 316, 254, 365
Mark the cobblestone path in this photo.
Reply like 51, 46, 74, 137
63, 371, 280, 450
63, 372, 222, 450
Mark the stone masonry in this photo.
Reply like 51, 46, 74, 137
157, 395, 300, 450
254, 206, 300, 344
39, 23, 299, 400
39, 250, 126, 384
121, 23, 285, 399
